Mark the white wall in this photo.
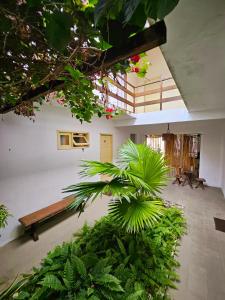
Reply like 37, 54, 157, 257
0, 105, 129, 246
119, 119, 225, 188
221, 133, 225, 197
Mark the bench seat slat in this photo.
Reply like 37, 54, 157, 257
19, 196, 74, 227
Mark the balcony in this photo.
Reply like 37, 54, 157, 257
95, 74, 186, 115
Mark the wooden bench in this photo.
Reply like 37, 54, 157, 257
19, 195, 74, 241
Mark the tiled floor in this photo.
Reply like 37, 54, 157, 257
162, 184, 225, 300
1, 185, 225, 299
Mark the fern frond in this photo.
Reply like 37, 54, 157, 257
72, 256, 87, 278
40, 274, 64, 291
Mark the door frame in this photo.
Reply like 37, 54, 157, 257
100, 133, 113, 162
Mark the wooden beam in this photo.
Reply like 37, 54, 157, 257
1, 21, 166, 114
135, 76, 172, 88
135, 96, 182, 107
83, 20, 167, 73
105, 77, 135, 97
135, 84, 177, 97
116, 74, 136, 89
95, 85, 134, 107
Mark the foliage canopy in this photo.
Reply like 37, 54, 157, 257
0, 0, 179, 122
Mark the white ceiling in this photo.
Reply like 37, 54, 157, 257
161, 0, 225, 112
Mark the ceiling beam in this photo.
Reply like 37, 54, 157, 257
1, 20, 166, 114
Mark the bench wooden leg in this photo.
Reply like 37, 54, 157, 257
30, 224, 39, 241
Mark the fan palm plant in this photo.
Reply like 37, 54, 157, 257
64, 140, 169, 233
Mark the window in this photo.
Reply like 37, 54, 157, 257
72, 133, 89, 147
57, 131, 89, 150
57, 132, 72, 150
146, 135, 165, 154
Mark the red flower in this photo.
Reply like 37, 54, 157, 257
131, 67, 140, 73
106, 115, 113, 120
105, 107, 114, 113
130, 55, 140, 63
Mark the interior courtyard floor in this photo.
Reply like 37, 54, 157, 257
162, 184, 225, 300
1, 184, 225, 299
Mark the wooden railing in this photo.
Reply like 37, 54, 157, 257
96, 76, 184, 113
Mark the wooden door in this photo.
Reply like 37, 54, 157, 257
100, 134, 113, 181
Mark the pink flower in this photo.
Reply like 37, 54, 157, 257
57, 99, 64, 105
81, 0, 89, 6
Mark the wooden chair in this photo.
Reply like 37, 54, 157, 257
172, 167, 183, 185
195, 178, 206, 190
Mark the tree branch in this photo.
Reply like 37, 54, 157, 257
1, 21, 166, 114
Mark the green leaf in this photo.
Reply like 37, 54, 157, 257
116, 238, 127, 256
72, 256, 87, 278
157, 0, 180, 19
65, 66, 83, 80
94, 0, 122, 26
13, 291, 30, 299
0, 16, 12, 32
145, 0, 180, 20
96, 274, 124, 292
40, 274, 64, 291
63, 259, 74, 288
45, 12, 73, 51
123, 0, 142, 24
87, 287, 94, 296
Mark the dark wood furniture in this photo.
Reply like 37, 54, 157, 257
173, 174, 182, 185
19, 195, 74, 241
182, 171, 194, 189
195, 178, 206, 189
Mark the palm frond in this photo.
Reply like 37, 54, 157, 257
80, 161, 120, 178
118, 139, 140, 167
108, 197, 164, 233
63, 179, 136, 212
79, 160, 153, 193
118, 140, 169, 194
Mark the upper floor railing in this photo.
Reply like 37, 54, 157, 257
95, 75, 185, 114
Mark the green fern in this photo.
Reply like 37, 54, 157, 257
1, 207, 186, 300
30, 287, 48, 300
63, 259, 74, 289
40, 274, 64, 291
71, 256, 87, 278
96, 274, 124, 292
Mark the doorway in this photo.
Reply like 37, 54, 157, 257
100, 134, 113, 181
100, 134, 113, 163
146, 134, 201, 177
